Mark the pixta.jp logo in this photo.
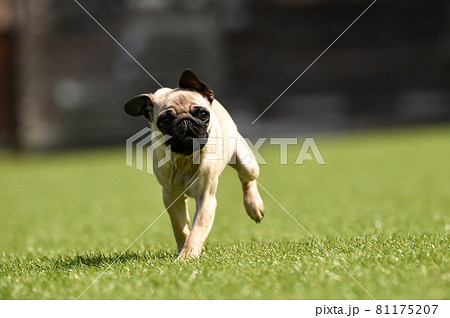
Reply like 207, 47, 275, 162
126, 128, 171, 174
126, 128, 325, 174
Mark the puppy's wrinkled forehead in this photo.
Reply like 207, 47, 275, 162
155, 89, 209, 115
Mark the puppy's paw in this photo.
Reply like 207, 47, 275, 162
177, 247, 202, 260
244, 197, 265, 223
243, 181, 265, 223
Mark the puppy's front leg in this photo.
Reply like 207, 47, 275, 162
163, 189, 190, 253
178, 192, 217, 259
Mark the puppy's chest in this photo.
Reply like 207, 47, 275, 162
171, 155, 196, 174
156, 154, 199, 189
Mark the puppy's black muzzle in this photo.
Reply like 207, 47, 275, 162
168, 118, 208, 155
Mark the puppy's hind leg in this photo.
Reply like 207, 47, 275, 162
230, 136, 265, 223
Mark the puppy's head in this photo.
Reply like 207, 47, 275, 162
124, 69, 214, 155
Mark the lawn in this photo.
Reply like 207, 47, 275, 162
0, 126, 449, 299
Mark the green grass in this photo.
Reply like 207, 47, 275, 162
0, 126, 449, 299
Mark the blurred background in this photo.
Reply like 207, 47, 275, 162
0, 0, 449, 151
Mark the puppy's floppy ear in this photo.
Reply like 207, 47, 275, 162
178, 69, 214, 102
124, 94, 154, 121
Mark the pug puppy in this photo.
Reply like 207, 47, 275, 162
124, 69, 264, 258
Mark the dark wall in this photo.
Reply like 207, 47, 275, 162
0, 31, 17, 148
0, 0, 18, 148
226, 0, 450, 134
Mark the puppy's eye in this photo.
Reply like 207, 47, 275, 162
198, 110, 209, 121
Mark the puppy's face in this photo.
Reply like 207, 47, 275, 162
155, 90, 210, 155
124, 69, 214, 155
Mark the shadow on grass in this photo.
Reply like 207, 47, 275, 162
0, 249, 178, 273
60, 250, 177, 270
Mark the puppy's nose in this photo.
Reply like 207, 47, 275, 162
181, 119, 191, 130
181, 119, 189, 128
